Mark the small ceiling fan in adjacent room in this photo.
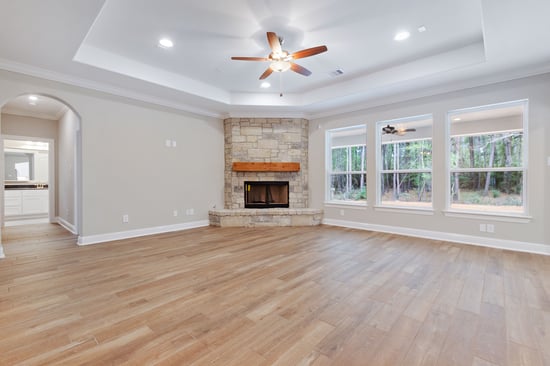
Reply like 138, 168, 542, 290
231, 32, 328, 80
382, 124, 416, 136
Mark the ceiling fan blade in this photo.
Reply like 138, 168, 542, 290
267, 32, 282, 54
396, 128, 416, 136
231, 56, 269, 61
290, 45, 328, 60
290, 62, 312, 76
259, 67, 274, 80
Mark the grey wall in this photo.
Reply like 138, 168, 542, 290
1, 113, 58, 140
0, 69, 225, 238
310, 73, 550, 247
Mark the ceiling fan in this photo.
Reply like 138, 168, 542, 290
382, 124, 417, 136
231, 32, 328, 80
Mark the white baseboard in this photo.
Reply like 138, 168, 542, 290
77, 220, 210, 246
56, 216, 77, 235
323, 218, 550, 256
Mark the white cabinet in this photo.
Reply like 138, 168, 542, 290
4, 190, 22, 216
22, 190, 49, 214
4, 189, 49, 217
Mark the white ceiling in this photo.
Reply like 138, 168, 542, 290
0, 0, 549, 118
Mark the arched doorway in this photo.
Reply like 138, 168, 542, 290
0, 93, 82, 253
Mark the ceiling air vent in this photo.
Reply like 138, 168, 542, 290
329, 68, 344, 77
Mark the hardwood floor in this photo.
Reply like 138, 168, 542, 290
0, 223, 549, 365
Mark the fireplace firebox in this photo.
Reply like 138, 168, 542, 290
244, 181, 289, 208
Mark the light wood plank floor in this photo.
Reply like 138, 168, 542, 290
1, 224, 549, 365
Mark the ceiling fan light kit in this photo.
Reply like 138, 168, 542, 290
231, 31, 327, 81
270, 60, 291, 72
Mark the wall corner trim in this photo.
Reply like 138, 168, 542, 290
56, 217, 77, 235
0, 244, 4, 259
77, 220, 209, 246
323, 219, 550, 256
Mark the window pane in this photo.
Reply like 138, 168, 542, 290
450, 132, 523, 169
382, 139, 432, 171
330, 174, 367, 201
350, 145, 367, 171
331, 147, 348, 171
450, 171, 523, 212
380, 173, 432, 206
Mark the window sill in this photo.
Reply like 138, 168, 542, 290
324, 201, 367, 209
443, 210, 532, 223
374, 205, 434, 215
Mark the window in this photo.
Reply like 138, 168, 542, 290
378, 115, 433, 208
448, 100, 527, 214
326, 126, 367, 203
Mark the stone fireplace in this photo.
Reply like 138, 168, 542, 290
224, 118, 308, 209
209, 117, 322, 227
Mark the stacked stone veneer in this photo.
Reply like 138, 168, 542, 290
224, 118, 309, 209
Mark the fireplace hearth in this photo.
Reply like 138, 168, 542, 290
244, 181, 289, 208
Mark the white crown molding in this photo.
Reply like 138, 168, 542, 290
225, 110, 307, 119
323, 218, 550, 256
77, 220, 209, 246
2, 56, 550, 122
0, 58, 225, 119
56, 216, 77, 235
307, 63, 550, 120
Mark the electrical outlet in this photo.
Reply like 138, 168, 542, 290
486, 224, 495, 233
173, 210, 178, 217
171, 140, 177, 147
479, 223, 486, 232
547, 156, 550, 166
340, 209, 345, 216
165, 139, 172, 147
122, 214, 129, 223
186, 208, 195, 216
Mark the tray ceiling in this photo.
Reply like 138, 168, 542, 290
0, 0, 550, 117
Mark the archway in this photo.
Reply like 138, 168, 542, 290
0, 93, 82, 255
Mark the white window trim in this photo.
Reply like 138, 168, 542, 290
445, 99, 529, 218
374, 205, 435, 215
324, 201, 368, 209
326, 125, 367, 204
442, 210, 532, 223
376, 114, 433, 210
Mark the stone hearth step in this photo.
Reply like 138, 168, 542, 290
209, 208, 323, 227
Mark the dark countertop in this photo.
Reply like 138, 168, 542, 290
5, 183, 48, 190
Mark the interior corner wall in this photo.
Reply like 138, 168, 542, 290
57, 109, 77, 226
309, 73, 550, 249
0, 69, 225, 239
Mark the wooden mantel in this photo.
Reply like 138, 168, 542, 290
232, 162, 300, 172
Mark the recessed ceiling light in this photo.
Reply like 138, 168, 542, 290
260, 82, 271, 88
453, 117, 462, 121
417, 25, 427, 33
158, 38, 174, 49
394, 31, 410, 41
28, 95, 38, 101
